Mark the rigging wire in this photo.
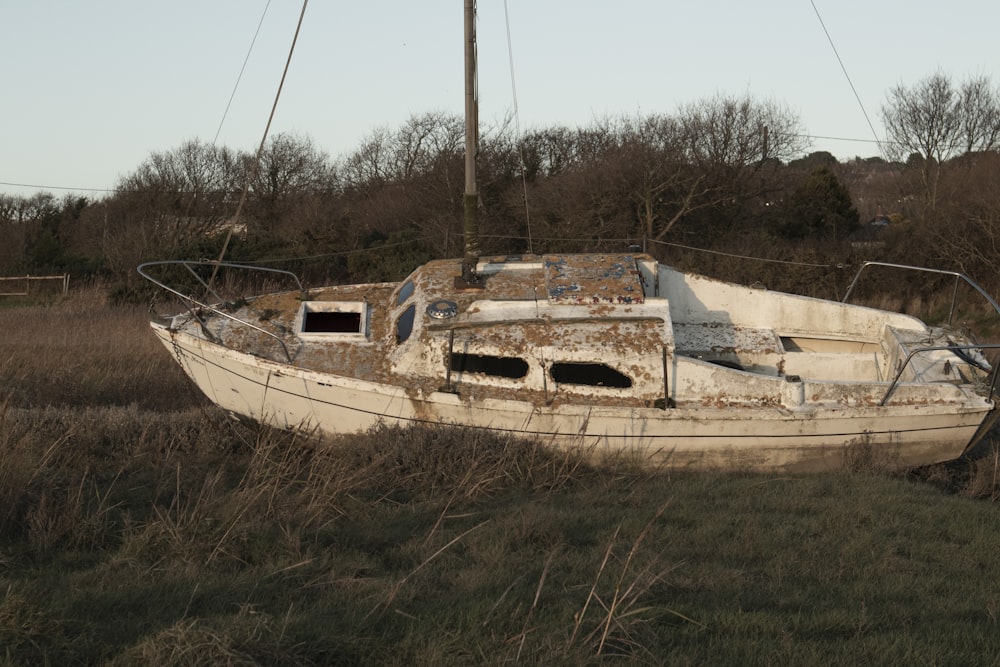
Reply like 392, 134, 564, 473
647, 238, 844, 269
809, 0, 885, 155
212, 0, 273, 146
242, 233, 847, 271
207, 0, 309, 292
181, 1, 273, 246
502, 0, 533, 253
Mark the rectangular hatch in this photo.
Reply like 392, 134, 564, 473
297, 301, 368, 341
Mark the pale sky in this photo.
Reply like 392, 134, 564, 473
2, 1, 998, 198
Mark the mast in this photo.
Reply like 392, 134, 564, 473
461, 0, 481, 285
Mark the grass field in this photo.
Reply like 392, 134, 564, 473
3, 291, 1000, 665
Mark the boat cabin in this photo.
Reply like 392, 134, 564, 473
235, 252, 972, 411
379, 253, 971, 408
381, 254, 670, 406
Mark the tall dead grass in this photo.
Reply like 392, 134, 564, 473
0, 392, 590, 568
955, 442, 1000, 501
0, 287, 200, 410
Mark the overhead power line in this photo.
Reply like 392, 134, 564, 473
0, 181, 114, 194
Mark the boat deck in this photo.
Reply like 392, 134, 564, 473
177, 254, 988, 410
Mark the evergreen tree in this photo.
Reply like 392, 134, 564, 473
777, 167, 860, 240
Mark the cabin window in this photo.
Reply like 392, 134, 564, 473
550, 362, 632, 388
297, 301, 367, 340
396, 280, 415, 305
396, 304, 416, 344
451, 353, 529, 379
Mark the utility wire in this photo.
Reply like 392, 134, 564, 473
648, 238, 845, 269
0, 128, 914, 197
1, 0, 275, 199
0, 181, 113, 194
246, 234, 845, 271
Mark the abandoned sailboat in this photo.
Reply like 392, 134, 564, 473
140, 4, 999, 472
142, 252, 998, 471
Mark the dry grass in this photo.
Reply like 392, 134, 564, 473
0, 287, 200, 410
4, 287, 1000, 664
965, 447, 1000, 499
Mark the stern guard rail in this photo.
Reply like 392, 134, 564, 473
843, 261, 1000, 327
842, 261, 1000, 405
881, 343, 1000, 406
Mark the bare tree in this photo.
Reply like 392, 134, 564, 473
245, 132, 338, 236
338, 113, 475, 256
251, 133, 335, 196
115, 139, 241, 249
678, 93, 807, 176
518, 126, 585, 180
883, 72, 1000, 161
99, 197, 158, 288
391, 112, 464, 181
340, 126, 393, 189
340, 112, 463, 189
0, 193, 60, 272
501, 99, 804, 250
0, 192, 60, 225
880, 72, 1000, 213
585, 114, 709, 245
958, 75, 1000, 155
881, 72, 960, 165
924, 152, 1000, 286
668, 94, 805, 238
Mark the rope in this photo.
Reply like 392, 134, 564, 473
245, 235, 438, 265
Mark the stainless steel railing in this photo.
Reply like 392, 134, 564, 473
843, 261, 1000, 327
138, 260, 305, 363
881, 343, 1000, 406
842, 261, 1000, 405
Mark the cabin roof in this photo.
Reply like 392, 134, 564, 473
412, 253, 650, 306
544, 254, 645, 304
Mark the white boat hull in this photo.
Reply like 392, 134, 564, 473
154, 322, 991, 472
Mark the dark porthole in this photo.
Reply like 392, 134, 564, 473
550, 362, 632, 388
395, 304, 416, 344
451, 353, 529, 379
